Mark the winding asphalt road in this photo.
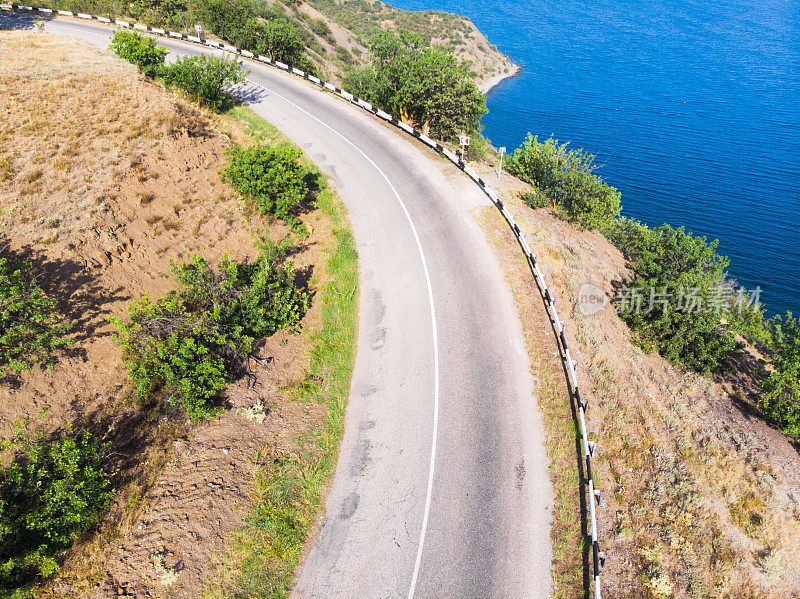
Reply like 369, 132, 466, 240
3, 14, 553, 598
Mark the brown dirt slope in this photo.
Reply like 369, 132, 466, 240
470, 159, 800, 599
1, 31, 339, 598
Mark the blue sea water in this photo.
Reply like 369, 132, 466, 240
389, 0, 800, 316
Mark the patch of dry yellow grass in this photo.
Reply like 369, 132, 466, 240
470, 158, 800, 598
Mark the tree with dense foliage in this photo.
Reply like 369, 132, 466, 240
343, 29, 486, 140
506, 134, 622, 230
610, 220, 737, 374
221, 143, 307, 224
128, 0, 189, 29
761, 313, 800, 438
0, 257, 71, 377
161, 54, 246, 110
195, 0, 314, 72
0, 425, 115, 587
109, 30, 167, 78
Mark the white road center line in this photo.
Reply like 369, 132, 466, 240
244, 82, 441, 598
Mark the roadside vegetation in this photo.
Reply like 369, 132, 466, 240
506, 133, 799, 438
112, 238, 310, 420
1, 31, 359, 597
202, 109, 358, 599
0, 422, 115, 593
342, 28, 486, 140
0, 254, 72, 378
476, 157, 800, 597
26, 0, 513, 90
221, 144, 308, 229
111, 30, 245, 110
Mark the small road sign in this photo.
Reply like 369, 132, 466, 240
459, 134, 471, 146
194, 24, 202, 34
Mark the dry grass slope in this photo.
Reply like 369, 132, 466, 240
1, 31, 351, 598
470, 158, 800, 599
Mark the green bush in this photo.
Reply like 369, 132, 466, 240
112, 240, 309, 420
609, 220, 737, 374
464, 130, 491, 162
0, 425, 115, 588
162, 54, 247, 111
196, 0, 251, 44
0, 257, 71, 377
221, 144, 307, 224
112, 294, 236, 420
259, 21, 314, 72
334, 45, 355, 65
127, 0, 189, 29
172, 237, 309, 339
109, 29, 167, 78
309, 17, 335, 44
342, 29, 487, 141
506, 134, 621, 230
760, 313, 800, 439
195, 0, 314, 72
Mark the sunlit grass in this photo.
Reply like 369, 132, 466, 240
203, 107, 358, 599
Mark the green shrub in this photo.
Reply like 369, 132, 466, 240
109, 29, 167, 78
610, 220, 737, 374
0, 425, 115, 588
464, 130, 491, 162
309, 17, 335, 44
162, 54, 247, 111
258, 21, 311, 69
112, 239, 309, 420
506, 134, 621, 230
196, 0, 251, 44
221, 144, 307, 224
112, 294, 235, 420
127, 0, 187, 30
334, 45, 355, 65
0, 256, 71, 377
172, 237, 309, 339
760, 313, 800, 438
194, 0, 314, 71
520, 190, 548, 209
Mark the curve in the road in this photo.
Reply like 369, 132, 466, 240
246, 80, 445, 599
4, 12, 556, 598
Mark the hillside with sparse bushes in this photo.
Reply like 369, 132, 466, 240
18, 0, 517, 91
0, 30, 357, 598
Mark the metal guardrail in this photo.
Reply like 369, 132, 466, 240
0, 4, 607, 594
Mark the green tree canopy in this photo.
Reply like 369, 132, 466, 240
343, 29, 486, 141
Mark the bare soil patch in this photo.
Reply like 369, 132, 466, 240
1, 31, 342, 598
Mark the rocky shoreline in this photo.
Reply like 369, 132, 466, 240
480, 62, 522, 94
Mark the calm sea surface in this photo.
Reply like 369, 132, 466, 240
389, 0, 800, 316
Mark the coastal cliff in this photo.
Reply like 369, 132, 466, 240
282, 0, 519, 90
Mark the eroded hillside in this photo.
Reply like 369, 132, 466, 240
0, 30, 356, 598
